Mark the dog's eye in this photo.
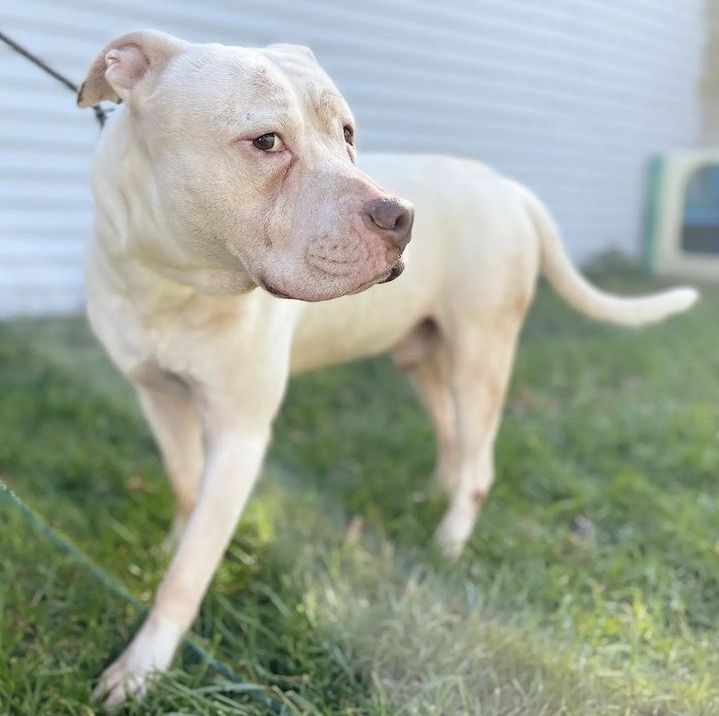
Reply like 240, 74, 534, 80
252, 133, 285, 152
343, 125, 354, 146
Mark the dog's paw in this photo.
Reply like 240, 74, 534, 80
92, 657, 153, 710
93, 614, 182, 709
434, 510, 472, 560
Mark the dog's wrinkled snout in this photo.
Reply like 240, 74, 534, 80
366, 197, 414, 251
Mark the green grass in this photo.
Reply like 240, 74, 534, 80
1, 267, 718, 714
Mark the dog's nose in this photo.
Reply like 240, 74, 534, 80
366, 197, 414, 250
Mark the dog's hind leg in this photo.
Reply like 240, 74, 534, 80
393, 320, 459, 493
414, 348, 459, 492
434, 319, 522, 558
136, 377, 203, 549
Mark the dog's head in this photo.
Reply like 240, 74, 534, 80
78, 30, 412, 301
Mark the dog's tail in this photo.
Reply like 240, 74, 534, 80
520, 185, 698, 326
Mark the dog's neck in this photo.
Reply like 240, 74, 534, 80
90, 108, 259, 298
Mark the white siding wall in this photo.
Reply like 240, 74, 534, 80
0, 0, 706, 315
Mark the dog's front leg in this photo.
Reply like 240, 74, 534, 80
93, 417, 272, 708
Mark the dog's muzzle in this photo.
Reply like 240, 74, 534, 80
379, 258, 405, 283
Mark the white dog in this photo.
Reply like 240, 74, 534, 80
77, 30, 697, 707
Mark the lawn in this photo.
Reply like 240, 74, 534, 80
1, 267, 718, 715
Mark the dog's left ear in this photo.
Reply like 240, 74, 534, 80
77, 29, 188, 108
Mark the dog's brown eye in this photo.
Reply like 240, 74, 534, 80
253, 133, 277, 151
343, 125, 354, 146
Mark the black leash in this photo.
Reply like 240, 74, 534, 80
0, 30, 108, 127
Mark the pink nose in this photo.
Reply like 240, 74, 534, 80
365, 197, 414, 250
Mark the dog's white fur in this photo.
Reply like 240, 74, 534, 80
78, 31, 697, 707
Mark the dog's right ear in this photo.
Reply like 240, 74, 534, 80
77, 30, 188, 108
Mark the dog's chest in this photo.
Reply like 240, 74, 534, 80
86, 252, 206, 377
290, 281, 429, 374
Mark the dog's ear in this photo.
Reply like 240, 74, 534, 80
77, 30, 187, 108
267, 43, 316, 61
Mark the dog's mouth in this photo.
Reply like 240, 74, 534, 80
261, 258, 405, 301
262, 282, 295, 300
379, 258, 405, 284
343, 258, 406, 296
